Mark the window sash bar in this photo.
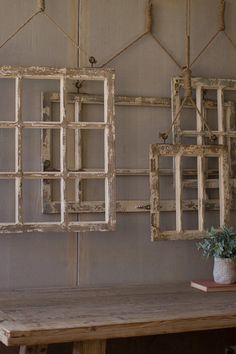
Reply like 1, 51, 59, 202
219, 149, 230, 226
175, 154, 182, 233
226, 103, 236, 177
0, 122, 107, 129
171, 79, 181, 144
0, 172, 107, 179
196, 86, 205, 231
217, 88, 225, 145
60, 76, 68, 225
196, 86, 204, 145
74, 100, 83, 204
0, 221, 111, 233
198, 155, 205, 231
104, 74, 116, 228
150, 147, 160, 241
0, 66, 114, 80
15, 77, 23, 225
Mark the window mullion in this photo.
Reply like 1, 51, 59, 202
60, 76, 68, 227
15, 76, 23, 225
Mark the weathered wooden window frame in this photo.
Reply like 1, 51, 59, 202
42, 93, 234, 215
150, 144, 230, 241
172, 77, 236, 177
42, 93, 172, 214
0, 65, 115, 233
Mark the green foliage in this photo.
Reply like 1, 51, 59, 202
197, 226, 236, 260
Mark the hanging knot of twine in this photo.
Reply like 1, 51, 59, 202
182, 66, 192, 98
218, 0, 225, 31
145, 0, 152, 33
38, 0, 45, 12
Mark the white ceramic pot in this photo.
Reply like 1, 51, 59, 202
213, 257, 236, 284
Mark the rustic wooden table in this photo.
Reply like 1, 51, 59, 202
0, 283, 236, 354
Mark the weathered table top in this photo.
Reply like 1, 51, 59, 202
0, 283, 236, 346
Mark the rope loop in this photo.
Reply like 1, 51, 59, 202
38, 0, 45, 12
182, 66, 192, 98
145, 0, 152, 33
218, 0, 225, 31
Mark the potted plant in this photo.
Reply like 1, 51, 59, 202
197, 226, 236, 284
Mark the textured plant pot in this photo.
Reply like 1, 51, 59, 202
213, 257, 236, 284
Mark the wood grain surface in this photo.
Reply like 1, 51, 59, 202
0, 283, 236, 346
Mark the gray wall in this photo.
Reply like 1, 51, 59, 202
0, 0, 78, 289
0, 0, 236, 290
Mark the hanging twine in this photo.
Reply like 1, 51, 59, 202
145, 0, 152, 33
159, 0, 217, 143
190, 0, 225, 66
0, 11, 40, 50
189, 96, 217, 141
182, 66, 192, 98
38, 0, 45, 12
160, 96, 188, 142
218, 0, 225, 31
184, 0, 192, 98
0, 0, 91, 62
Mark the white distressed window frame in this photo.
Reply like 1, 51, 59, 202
0, 65, 115, 233
42, 93, 234, 215
150, 144, 230, 241
42, 93, 173, 214
172, 77, 236, 177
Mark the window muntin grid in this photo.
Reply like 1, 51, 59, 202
150, 144, 230, 241
42, 92, 176, 215
41, 92, 236, 215
0, 66, 115, 233
42, 93, 172, 215
172, 77, 236, 177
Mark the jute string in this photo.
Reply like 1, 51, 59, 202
101, 0, 182, 69
146, 0, 152, 33
218, 0, 225, 31
160, 0, 216, 142
191, 0, 226, 66
0, 0, 89, 58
